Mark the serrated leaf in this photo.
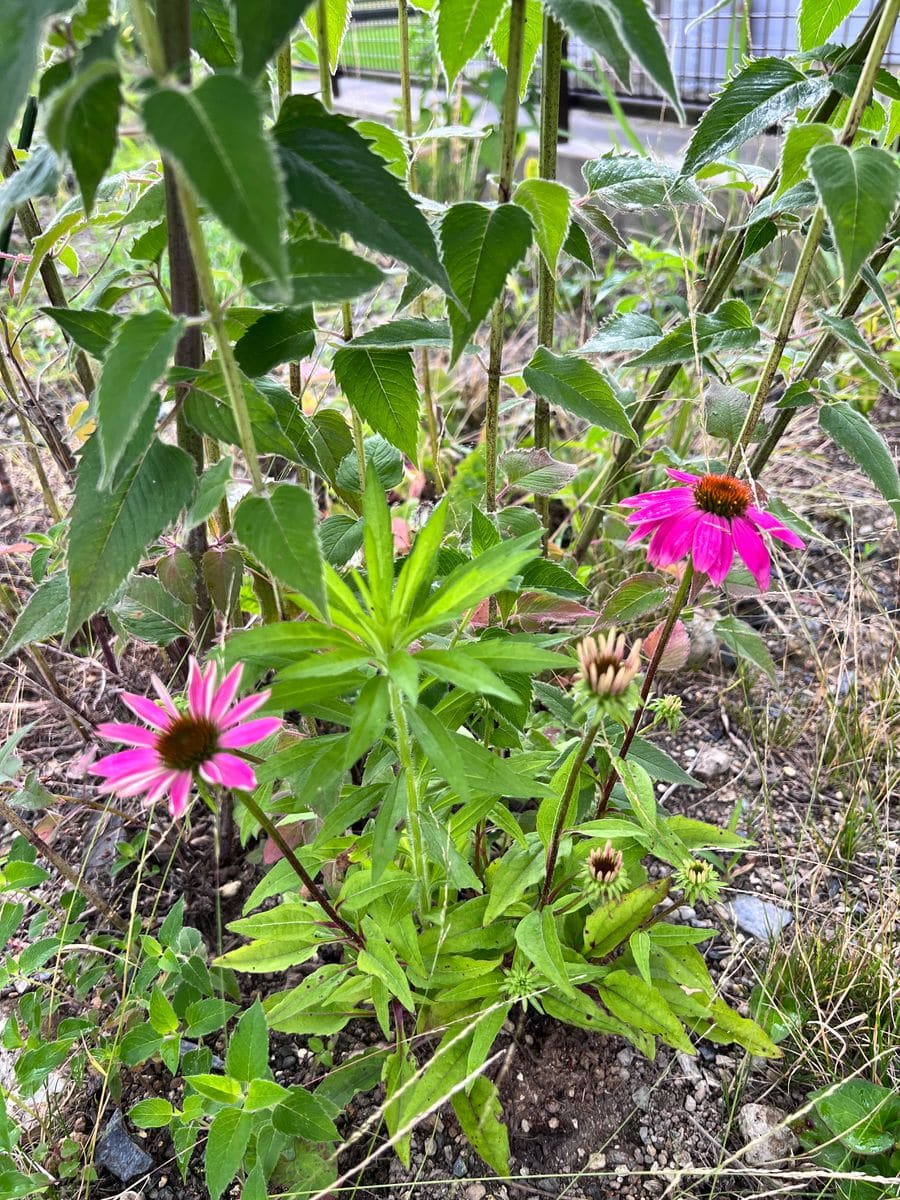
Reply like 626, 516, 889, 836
501, 448, 577, 496
128, 1098, 174, 1128
809, 143, 900, 288
523, 347, 636, 439
438, 0, 506, 86
563, 218, 594, 269
274, 95, 449, 293
1, 1, 76, 149
42, 305, 120, 359
584, 152, 709, 210
819, 401, 900, 522
682, 58, 829, 178
820, 314, 897, 396
491, 0, 543, 96
629, 299, 759, 367
349, 318, 451, 350
1, 574, 68, 660
226, 999, 269, 1083
233, 483, 328, 617
67, 418, 196, 637
441, 201, 533, 363
333, 346, 419, 460
272, 1086, 340, 1141
715, 614, 776, 679
184, 455, 233, 529
580, 311, 662, 354
96, 311, 185, 488
192, 0, 238, 68
0, 146, 59, 228
205, 1109, 252, 1200
304, 0, 350, 71
143, 74, 288, 288
46, 55, 121, 213
234, 0, 315, 79
233, 307, 315, 377
513, 178, 571, 271
243, 238, 384, 306
798, 0, 860, 51
115, 575, 192, 645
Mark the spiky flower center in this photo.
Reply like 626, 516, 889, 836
157, 716, 219, 772
577, 629, 642, 699
693, 474, 751, 519
588, 841, 623, 883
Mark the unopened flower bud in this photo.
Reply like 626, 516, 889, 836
674, 858, 723, 905
585, 840, 629, 902
649, 693, 683, 731
575, 628, 642, 722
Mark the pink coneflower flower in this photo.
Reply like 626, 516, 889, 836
623, 470, 804, 590
92, 659, 281, 818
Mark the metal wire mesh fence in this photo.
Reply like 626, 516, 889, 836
331, 1, 900, 110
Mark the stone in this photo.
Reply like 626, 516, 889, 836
94, 1110, 154, 1183
465, 1186, 487, 1200
452, 1155, 468, 1178
616, 1048, 634, 1068
738, 1103, 798, 1166
693, 745, 733, 781
729, 896, 793, 942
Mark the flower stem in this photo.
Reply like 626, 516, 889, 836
316, 0, 332, 107
484, 0, 527, 513
236, 787, 364, 948
540, 717, 603, 908
390, 685, 428, 908
595, 561, 695, 818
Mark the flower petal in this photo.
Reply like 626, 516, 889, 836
647, 511, 699, 567
218, 717, 282, 748
209, 663, 244, 724
733, 516, 771, 590
168, 773, 192, 818
692, 514, 734, 585
97, 722, 159, 748
625, 492, 697, 523
747, 507, 806, 549
149, 675, 180, 719
145, 770, 180, 806
210, 753, 257, 792
186, 658, 208, 719
92, 748, 162, 779
99, 767, 173, 798
199, 759, 223, 786
121, 692, 172, 730
220, 691, 270, 729
666, 469, 700, 483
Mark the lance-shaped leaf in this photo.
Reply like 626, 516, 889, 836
242, 238, 384, 305
798, 0, 860, 51
501, 448, 577, 496
96, 311, 185, 488
627, 300, 759, 368
46, 53, 121, 213
819, 401, 900, 524
0, 146, 59, 229
681, 58, 830, 178
233, 483, 328, 618
491, 0, 543, 97
820, 314, 898, 396
440, 202, 533, 363
234, 0, 316, 79
1, 0, 76, 147
67, 415, 196, 637
233, 307, 315, 377
274, 95, 449, 293
333, 347, 420, 461
143, 74, 288, 289
513, 178, 572, 271
584, 153, 710, 211
304, 0, 351, 71
0, 574, 68, 661
438, 0, 506, 87
523, 347, 636, 439
809, 143, 900, 289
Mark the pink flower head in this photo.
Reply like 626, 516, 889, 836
92, 659, 281, 818
622, 470, 805, 590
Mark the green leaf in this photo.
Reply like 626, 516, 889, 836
143, 74, 288, 289
362, 461, 394, 621
628, 300, 759, 367
235, 0, 315, 78
777, 122, 833, 196
149, 988, 179, 1036
819, 401, 900, 522
243, 238, 384, 306
599, 968, 693, 1053
500, 448, 577, 496
0, 573, 68, 660
583, 878, 669, 957
128, 1098, 175, 1129
563, 218, 594, 269
809, 143, 900, 288
46, 55, 121, 213
233, 308, 315, 377
233, 483, 328, 618
205, 1109, 252, 1200
451, 1076, 510, 1175
274, 95, 449, 292
820, 314, 897, 396
304, 0, 350, 71
602, 573, 668, 621
356, 118, 408, 178
584, 153, 710, 210
192, 0, 238, 68
184, 454, 233, 529
41, 305, 120, 358
349, 318, 451, 351
513, 178, 571, 271
813, 1079, 898, 1155
0, 0, 76, 148
0, 146, 59, 229
491, 0, 543, 96
483, 840, 546, 923
273, 1086, 340, 1141
226, 999, 269, 1083
441, 202, 533, 363
580, 311, 662, 354
96, 311, 186, 489
523, 347, 636, 439
715, 615, 777, 680
319, 514, 364, 566
515, 910, 578, 998
798, 0, 861, 51
67, 419, 196, 637
115, 575, 192, 645
682, 58, 829, 178
333, 347, 419, 460
393, 498, 448, 620
438, 0, 506, 86
704, 378, 765, 444
335, 433, 404, 492
543, 0, 630, 85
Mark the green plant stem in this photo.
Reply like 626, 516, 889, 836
236, 787, 364, 948
568, 1, 888, 564
316, 0, 332, 107
540, 717, 603, 907
729, 0, 900, 472
276, 43, 292, 107
390, 686, 428, 907
0, 795, 128, 933
484, 0, 527, 513
595, 561, 695, 818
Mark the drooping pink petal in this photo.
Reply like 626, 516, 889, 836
747, 507, 805, 548
92, 748, 162, 779
692, 514, 733, 584
220, 691, 270, 729
149, 675, 180, 719
198, 759, 223, 787
96, 722, 159, 748
145, 770, 181, 807
626, 520, 666, 546
208, 752, 257, 792
99, 766, 174, 798
168, 773, 192, 818
621, 487, 675, 507
209, 663, 244, 724
647, 510, 700, 566
218, 717, 282, 748
732, 516, 771, 590
625, 492, 697, 522
121, 692, 172, 730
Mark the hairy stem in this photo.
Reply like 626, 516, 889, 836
390, 686, 428, 909
540, 716, 602, 907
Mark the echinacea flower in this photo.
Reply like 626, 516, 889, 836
92, 659, 281, 818
586, 840, 629, 902
623, 470, 804, 590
